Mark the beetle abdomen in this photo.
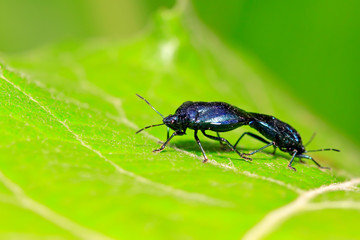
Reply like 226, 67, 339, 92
249, 113, 303, 150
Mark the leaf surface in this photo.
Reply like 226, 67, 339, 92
0, 4, 359, 240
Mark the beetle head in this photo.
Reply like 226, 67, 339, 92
283, 144, 306, 156
163, 114, 183, 131
294, 145, 306, 155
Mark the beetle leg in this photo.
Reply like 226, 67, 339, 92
296, 154, 330, 170
216, 132, 226, 146
234, 132, 270, 149
245, 142, 274, 156
288, 151, 297, 171
201, 130, 251, 161
194, 130, 208, 163
272, 146, 277, 155
153, 131, 183, 153
298, 158, 306, 164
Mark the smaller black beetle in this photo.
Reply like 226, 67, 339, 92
232, 113, 339, 171
136, 94, 251, 162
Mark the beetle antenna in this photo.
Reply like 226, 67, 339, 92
136, 123, 165, 134
305, 132, 316, 147
305, 148, 340, 153
136, 94, 165, 118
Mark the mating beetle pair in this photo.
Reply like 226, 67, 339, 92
136, 94, 339, 171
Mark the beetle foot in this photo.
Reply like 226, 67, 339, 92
152, 148, 163, 153
288, 165, 297, 171
220, 144, 228, 151
319, 166, 331, 170
242, 155, 252, 161
299, 159, 305, 164
202, 158, 208, 163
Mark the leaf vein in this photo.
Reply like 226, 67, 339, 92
0, 71, 233, 208
0, 170, 114, 240
242, 178, 360, 240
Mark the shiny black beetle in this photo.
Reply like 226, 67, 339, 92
136, 94, 339, 171
233, 113, 339, 171
136, 94, 252, 162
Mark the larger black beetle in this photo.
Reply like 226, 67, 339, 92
136, 94, 252, 162
136, 94, 339, 171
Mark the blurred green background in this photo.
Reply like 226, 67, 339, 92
0, 0, 359, 144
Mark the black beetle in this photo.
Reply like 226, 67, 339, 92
232, 113, 339, 171
136, 94, 251, 162
136, 94, 339, 171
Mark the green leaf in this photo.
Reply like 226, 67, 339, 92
1, 3, 359, 240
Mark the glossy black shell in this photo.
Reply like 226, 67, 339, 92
249, 113, 305, 153
164, 101, 252, 132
